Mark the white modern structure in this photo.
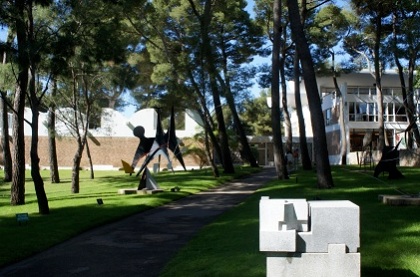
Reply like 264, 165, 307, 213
287, 70, 419, 165
260, 197, 360, 277
17, 107, 203, 139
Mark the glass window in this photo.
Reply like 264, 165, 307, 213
348, 102, 355, 121
326, 108, 332, 125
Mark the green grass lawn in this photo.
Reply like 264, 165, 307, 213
0, 166, 260, 268
160, 166, 420, 277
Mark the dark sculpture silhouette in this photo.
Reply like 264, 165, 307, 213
373, 141, 404, 179
130, 107, 186, 176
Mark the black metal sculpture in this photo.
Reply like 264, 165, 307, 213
130, 107, 186, 176
373, 141, 404, 179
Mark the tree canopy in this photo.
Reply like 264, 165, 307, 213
1, 0, 420, 203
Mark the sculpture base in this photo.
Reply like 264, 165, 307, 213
266, 244, 360, 277
379, 195, 420, 206
118, 188, 164, 195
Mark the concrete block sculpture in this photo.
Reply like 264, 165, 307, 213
259, 197, 360, 277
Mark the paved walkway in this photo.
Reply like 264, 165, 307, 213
0, 167, 276, 277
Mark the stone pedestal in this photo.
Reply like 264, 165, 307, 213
260, 197, 360, 277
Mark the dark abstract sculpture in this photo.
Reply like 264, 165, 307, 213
373, 141, 404, 179
130, 107, 186, 176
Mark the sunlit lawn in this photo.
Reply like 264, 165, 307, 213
0, 166, 261, 268
160, 166, 420, 277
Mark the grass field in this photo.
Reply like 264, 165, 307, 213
160, 166, 420, 277
1, 166, 419, 276
0, 166, 260, 268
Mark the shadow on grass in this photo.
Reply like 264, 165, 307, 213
161, 166, 420, 277
0, 199, 163, 268
362, 267, 418, 277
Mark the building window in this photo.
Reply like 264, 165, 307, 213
367, 103, 376, 121
349, 102, 355, 121
326, 108, 332, 125
395, 104, 407, 122
348, 102, 378, 122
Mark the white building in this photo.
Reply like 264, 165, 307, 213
288, 70, 418, 165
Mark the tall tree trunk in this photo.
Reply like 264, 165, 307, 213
272, 0, 288, 179
186, 67, 223, 172
48, 79, 60, 183
27, 2, 49, 214
85, 139, 94, 179
219, 46, 258, 167
72, 128, 89, 193
220, 79, 258, 167
1, 96, 12, 181
288, 0, 333, 188
72, 71, 91, 193
72, 140, 83, 193
294, 50, 312, 170
11, 0, 29, 205
204, 126, 219, 177
373, 14, 386, 150
29, 74, 49, 214
210, 83, 234, 173
280, 22, 292, 154
200, 107, 223, 168
200, 0, 234, 174
11, 84, 26, 205
392, 14, 420, 148
1, 30, 13, 182
406, 58, 420, 147
281, 56, 292, 154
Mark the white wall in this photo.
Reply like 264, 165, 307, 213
22, 107, 202, 139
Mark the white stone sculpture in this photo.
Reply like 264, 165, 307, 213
259, 197, 361, 277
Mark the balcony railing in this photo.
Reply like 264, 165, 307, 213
348, 113, 407, 122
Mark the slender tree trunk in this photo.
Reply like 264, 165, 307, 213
85, 139, 94, 179
29, 87, 50, 213
219, 48, 258, 167
1, 31, 13, 182
221, 81, 258, 167
204, 126, 219, 177
1, 93, 12, 182
186, 68, 223, 171
11, 0, 29, 205
202, 110, 223, 168
72, 141, 83, 193
406, 59, 420, 147
373, 14, 386, 150
392, 14, 420, 148
294, 50, 312, 170
72, 124, 89, 193
48, 79, 60, 183
288, 0, 333, 188
71, 68, 82, 193
280, 21, 292, 153
210, 87, 234, 173
272, 0, 288, 179
200, 0, 234, 174
281, 56, 292, 153
11, 84, 26, 205
72, 71, 92, 193
26, 2, 49, 214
